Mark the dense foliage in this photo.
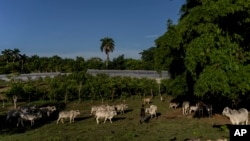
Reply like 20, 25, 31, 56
3, 73, 163, 103
154, 0, 250, 105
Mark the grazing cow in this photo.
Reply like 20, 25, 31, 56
143, 97, 152, 104
145, 105, 158, 118
106, 105, 116, 111
222, 107, 248, 125
169, 102, 179, 109
189, 103, 199, 114
39, 106, 57, 117
95, 110, 117, 124
57, 110, 80, 124
182, 101, 190, 115
205, 104, 213, 118
90, 105, 107, 115
115, 103, 128, 114
17, 111, 42, 127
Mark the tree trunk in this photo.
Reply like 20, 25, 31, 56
13, 95, 17, 109
151, 89, 154, 99
78, 82, 82, 103
64, 91, 68, 104
111, 90, 115, 102
106, 53, 109, 67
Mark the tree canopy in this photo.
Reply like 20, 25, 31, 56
154, 0, 250, 105
100, 37, 115, 67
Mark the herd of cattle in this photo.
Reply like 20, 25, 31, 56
169, 100, 248, 125
4, 98, 249, 127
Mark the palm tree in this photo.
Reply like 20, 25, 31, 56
100, 37, 115, 67
12, 48, 20, 62
1, 49, 12, 64
19, 54, 27, 72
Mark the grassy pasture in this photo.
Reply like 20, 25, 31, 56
0, 96, 230, 141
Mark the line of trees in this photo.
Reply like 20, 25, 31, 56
3, 72, 167, 105
0, 48, 156, 74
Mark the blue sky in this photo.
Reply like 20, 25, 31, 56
0, 0, 185, 60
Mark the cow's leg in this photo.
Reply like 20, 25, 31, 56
109, 118, 112, 123
31, 120, 33, 126
69, 117, 72, 124
57, 118, 60, 124
17, 118, 21, 127
104, 117, 107, 123
96, 117, 99, 124
21, 119, 24, 127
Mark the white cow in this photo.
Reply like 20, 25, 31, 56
145, 105, 157, 118
95, 110, 117, 124
90, 105, 106, 115
182, 101, 190, 115
169, 102, 179, 109
143, 97, 152, 104
57, 110, 80, 124
189, 103, 199, 114
115, 103, 128, 114
39, 105, 57, 117
222, 107, 248, 125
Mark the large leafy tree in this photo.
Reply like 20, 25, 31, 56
100, 37, 115, 67
154, 0, 250, 105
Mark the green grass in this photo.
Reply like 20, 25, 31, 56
0, 97, 229, 141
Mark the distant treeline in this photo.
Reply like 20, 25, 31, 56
0, 48, 155, 74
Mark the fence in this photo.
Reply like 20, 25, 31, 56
86, 69, 170, 79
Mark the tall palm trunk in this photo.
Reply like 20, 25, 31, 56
106, 53, 109, 67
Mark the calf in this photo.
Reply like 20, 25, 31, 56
222, 107, 248, 125
57, 110, 80, 124
95, 110, 117, 124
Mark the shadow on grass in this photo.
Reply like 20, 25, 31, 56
74, 115, 92, 121
113, 117, 126, 122
0, 102, 67, 135
124, 109, 133, 114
